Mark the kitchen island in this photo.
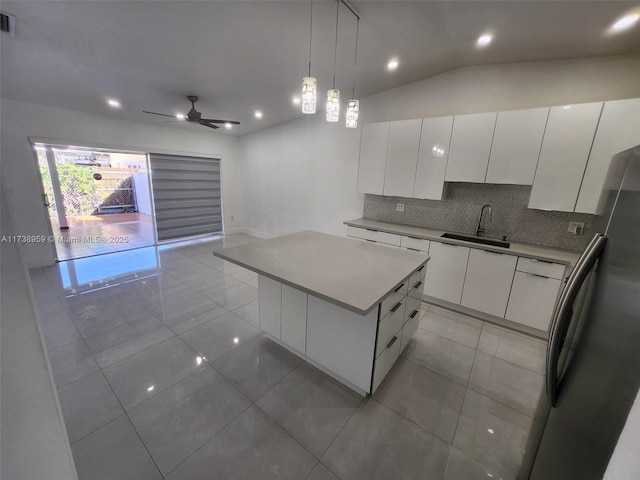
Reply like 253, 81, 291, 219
214, 231, 429, 395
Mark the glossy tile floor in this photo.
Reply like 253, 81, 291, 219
51, 212, 155, 261
30, 234, 548, 480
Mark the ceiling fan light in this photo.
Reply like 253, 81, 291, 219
326, 89, 340, 122
302, 77, 317, 114
346, 99, 359, 128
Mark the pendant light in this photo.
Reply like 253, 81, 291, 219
326, 0, 340, 122
346, 16, 360, 128
302, 0, 316, 114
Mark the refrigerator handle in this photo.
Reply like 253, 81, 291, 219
546, 233, 607, 407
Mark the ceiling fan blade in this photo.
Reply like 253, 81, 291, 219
199, 118, 241, 125
199, 121, 220, 129
143, 110, 179, 119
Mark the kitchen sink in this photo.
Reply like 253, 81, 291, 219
440, 232, 510, 248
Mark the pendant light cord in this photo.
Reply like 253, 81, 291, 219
308, 0, 313, 77
351, 16, 359, 99
332, 0, 339, 89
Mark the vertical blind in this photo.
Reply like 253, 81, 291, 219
148, 153, 222, 241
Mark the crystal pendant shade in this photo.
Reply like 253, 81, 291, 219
346, 99, 359, 128
301, 76, 317, 114
326, 89, 340, 122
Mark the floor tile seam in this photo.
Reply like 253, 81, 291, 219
97, 361, 166, 479
177, 320, 262, 364
464, 383, 541, 421
70, 309, 160, 341
316, 394, 365, 467
106, 336, 211, 412
67, 412, 128, 448
399, 355, 470, 389
159, 402, 268, 479
251, 360, 307, 406
415, 326, 481, 355
73, 310, 167, 347
371, 392, 461, 446
166, 306, 233, 336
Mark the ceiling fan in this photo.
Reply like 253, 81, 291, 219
143, 95, 240, 129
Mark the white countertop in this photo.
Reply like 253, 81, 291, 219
213, 230, 429, 316
345, 218, 581, 267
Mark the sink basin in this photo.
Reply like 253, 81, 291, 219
440, 232, 510, 248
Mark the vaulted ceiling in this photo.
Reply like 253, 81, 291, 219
2, 1, 639, 135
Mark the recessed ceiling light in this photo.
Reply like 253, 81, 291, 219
254, 111, 263, 119
292, 96, 301, 105
176, 113, 186, 120
563, 105, 572, 109
225, 122, 233, 129
387, 59, 399, 71
612, 13, 639, 31
476, 34, 493, 47
107, 98, 121, 108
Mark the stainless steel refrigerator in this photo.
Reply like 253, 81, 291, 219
529, 145, 640, 479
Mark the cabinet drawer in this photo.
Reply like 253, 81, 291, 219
409, 265, 426, 292
516, 257, 566, 279
400, 236, 430, 252
506, 271, 562, 331
376, 299, 406, 356
401, 312, 420, 352
380, 280, 409, 317
346, 226, 401, 246
404, 295, 421, 326
372, 330, 402, 393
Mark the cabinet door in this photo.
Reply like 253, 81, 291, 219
259, 275, 281, 339
413, 116, 453, 199
575, 97, 640, 214
445, 112, 497, 183
460, 249, 517, 318
506, 271, 562, 331
485, 108, 549, 185
423, 241, 470, 304
281, 285, 307, 354
357, 122, 389, 195
383, 119, 422, 197
528, 102, 603, 211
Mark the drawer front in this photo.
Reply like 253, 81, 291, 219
404, 295, 421, 326
380, 280, 409, 317
370, 230, 402, 246
400, 313, 420, 352
409, 265, 426, 293
516, 257, 566, 279
346, 225, 370, 240
372, 330, 402, 393
376, 300, 406, 356
401, 236, 430, 252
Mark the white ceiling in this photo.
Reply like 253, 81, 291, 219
2, 1, 639, 136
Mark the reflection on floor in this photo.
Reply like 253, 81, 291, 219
30, 233, 548, 480
51, 212, 155, 261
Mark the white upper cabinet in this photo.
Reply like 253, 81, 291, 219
528, 102, 603, 211
383, 119, 423, 198
575, 98, 640, 214
445, 112, 497, 183
413, 116, 453, 199
485, 108, 549, 185
357, 121, 389, 195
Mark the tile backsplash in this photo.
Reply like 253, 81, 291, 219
363, 184, 595, 252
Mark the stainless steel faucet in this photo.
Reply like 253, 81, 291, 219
476, 204, 492, 237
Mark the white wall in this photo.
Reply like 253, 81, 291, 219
236, 54, 640, 237
0, 98, 241, 267
237, 113, 363, 237
0, 179, 78, 480
362, 54, 640, 122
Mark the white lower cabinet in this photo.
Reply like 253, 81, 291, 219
401, 310, 420, 352
258, 275, 281, 339
281, 285, 307, 354
375, 300, 406, 356
461, 249, 517, 318
346, 226, 401, 247
506, 271, 562, 331
372, 329, 401, 393
423, 241, 470, 304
